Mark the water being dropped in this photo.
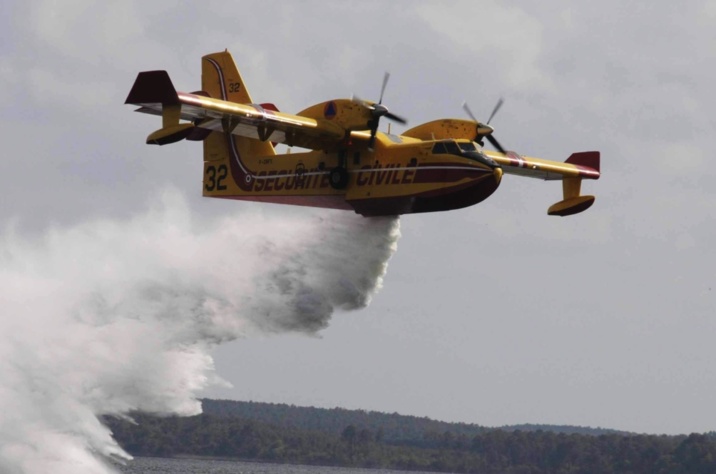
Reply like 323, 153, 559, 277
0, 190, 400, 473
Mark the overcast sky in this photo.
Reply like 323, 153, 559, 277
2, 0, 715, 438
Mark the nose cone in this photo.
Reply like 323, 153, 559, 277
477, 123, 495, 136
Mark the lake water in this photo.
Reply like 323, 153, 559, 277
117, 457, 435, 474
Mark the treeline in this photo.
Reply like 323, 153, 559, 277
201, 399, 625, 440
105, 400, 716, 473
202, 399, 489, 443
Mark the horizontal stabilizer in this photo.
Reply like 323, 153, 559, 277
125, 71, 180, 105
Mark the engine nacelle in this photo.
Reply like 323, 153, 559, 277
296, 99, 372, 132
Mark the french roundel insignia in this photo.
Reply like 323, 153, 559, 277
324, 101, 337, 119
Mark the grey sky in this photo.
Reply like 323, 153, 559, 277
2, 0, 715, 438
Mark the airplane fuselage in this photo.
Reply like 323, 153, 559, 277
203, 133, 503, 216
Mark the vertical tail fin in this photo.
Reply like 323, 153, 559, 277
201, 50, 275, 157
202, 50, 254, 104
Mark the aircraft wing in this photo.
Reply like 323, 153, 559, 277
404, 118, 599, 181
485, 150, 600, 181
125, 71, 348, 149
483, 150, 600, 216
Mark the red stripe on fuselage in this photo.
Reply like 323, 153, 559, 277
413, 163, 492, 184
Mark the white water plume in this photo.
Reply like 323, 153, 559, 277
0, 189, 400, 474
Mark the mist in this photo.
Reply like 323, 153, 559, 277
0, 189, 400, 474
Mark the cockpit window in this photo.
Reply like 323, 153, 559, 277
431, 139, 497, 168
432, 140, 484, 160
432, 140, 463, 155
444, 141, 461, 155
431, 142, 447, 154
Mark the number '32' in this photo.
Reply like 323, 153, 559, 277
205, 164, 228, 191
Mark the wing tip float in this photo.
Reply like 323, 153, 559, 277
548, 151, 599, 217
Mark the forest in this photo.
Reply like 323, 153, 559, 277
105, 399, 716, 473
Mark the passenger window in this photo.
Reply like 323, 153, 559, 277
432, 142, 447, 154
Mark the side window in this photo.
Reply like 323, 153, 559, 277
445, 141, 461, 155
432, 142, 447, 154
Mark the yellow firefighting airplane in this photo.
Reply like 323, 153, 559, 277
125, 50, 600, 217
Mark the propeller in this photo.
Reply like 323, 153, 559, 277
486, 97, 504, 125
462, 98, 508, 155
354, 72, 407, 150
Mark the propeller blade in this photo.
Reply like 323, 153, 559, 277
378, 72, 390, 104
486, 97, 504, 125
384, 111, 407, 125
356, 73, 407, 149
463, 101, 492, 141
368, 119, 379, 150
486, 134, 507, 155
462, 102, 477, 123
